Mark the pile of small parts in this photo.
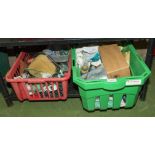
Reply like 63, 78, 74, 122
76, 46, 107, 80
76, 44, 131, 81
14, 49, 69, 79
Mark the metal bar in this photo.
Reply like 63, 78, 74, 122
0, 72, 13, 106
140, 38, 155, 100
0, 38, 137, 47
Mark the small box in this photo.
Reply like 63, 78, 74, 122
99, 44, 130, 78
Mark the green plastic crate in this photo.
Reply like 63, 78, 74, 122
72, 44, 151, 111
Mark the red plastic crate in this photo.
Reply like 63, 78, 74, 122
6, 52, 71, 101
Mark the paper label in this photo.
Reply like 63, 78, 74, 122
107, 79, 117, 82
126, 80, 141, 86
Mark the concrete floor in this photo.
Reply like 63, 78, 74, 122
0, 60, 155, 117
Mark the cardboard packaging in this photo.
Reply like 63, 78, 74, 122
99, 44, 130, 78
28, 54, 57, 77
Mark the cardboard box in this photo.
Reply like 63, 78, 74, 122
99, 44, 130, 78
